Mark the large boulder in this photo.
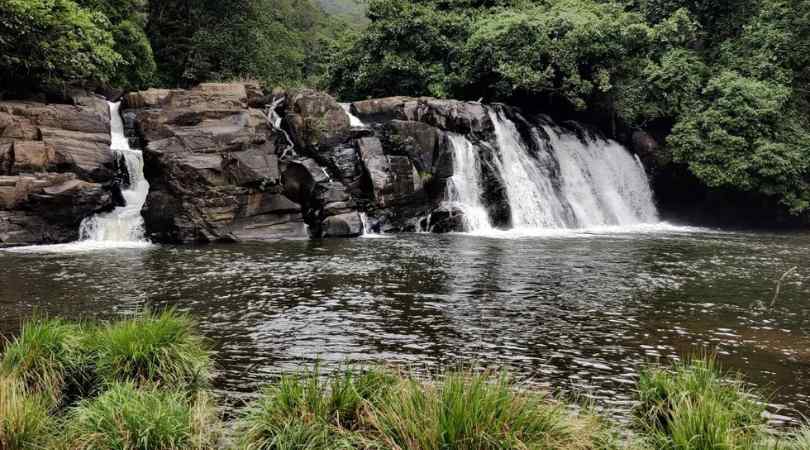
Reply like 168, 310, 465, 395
284, 89, 351, 154
0, 96, 117, 246
351, 97, 493, 135
0, 173, 113, 245
127, 83, 309, 243
0, 100, 113, 181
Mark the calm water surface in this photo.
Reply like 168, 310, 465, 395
1, 229, 809, 421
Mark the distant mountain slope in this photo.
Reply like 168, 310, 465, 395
317, 0, 367, 24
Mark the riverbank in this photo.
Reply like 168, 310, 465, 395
1, 311, 808, 449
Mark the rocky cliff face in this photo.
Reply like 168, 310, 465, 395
0, 94, 117, 246
1, 82, 662, 246
119, 83, 508, 243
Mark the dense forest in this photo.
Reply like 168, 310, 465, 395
1, 0, 809, 216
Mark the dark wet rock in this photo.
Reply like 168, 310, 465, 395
0, 173, 113, 245
319, 212, 363, 238
424, 204, 466, 233
0, 101, 113, 181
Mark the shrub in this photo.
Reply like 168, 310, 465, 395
88, 310, 211, 391
0, 318, 93, 406
62, 382, 221, 450
237, 368, 395, 449
0, 375, 53, 450
635, 356, 767, 450
364, 370, 608, 450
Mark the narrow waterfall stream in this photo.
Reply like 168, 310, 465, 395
79, 102, 150, 243
340, 103, 366, 128
445, 134, 493, 231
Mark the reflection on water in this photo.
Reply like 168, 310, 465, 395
1, 230, 809, 421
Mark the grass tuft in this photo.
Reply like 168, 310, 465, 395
0, 318, 93, 406
88, 310, 211, 390
0, 375, 53, 450
237, 367, 395, 449
61, 382, 221, 450
635, 355, 767, 450
364, 370, 606, 450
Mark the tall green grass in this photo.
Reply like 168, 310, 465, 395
364, 370, 616, 450
0, 375, 53, 450
86, 310, 211, 391
635, 355, 768, 450
0, 318, 93, 406
238, 368, 620, 450
61, 382, 221, 450
237, 368, 395, 449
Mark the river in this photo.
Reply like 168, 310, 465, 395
1, 227, 808, 422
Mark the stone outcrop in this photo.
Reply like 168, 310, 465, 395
0, 95, 116, 246
123, 83, 310, 243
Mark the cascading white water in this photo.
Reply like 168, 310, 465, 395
340, 103, 366, 128
488, 110, 571, 228
78, 102, 150, 242
445, 133, 493, 231
540, 125, 659, 227
468, 108, 659, 231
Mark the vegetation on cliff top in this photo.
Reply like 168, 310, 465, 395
2, 313, 810, 449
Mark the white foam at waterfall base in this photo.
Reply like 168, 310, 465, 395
5, 102, 153, 253
359, 212, 389, 239
444, 134, 494, 232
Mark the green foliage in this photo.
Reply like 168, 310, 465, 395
0, 318, 93, 407
0, 375, 53, 450
147, 0, 345, 88
635, 355, 767, 450
239, 367, 620, 450
62, 382, 221, 450
109, 19, 156, 90
668, 72, 810, 213
0, 0, 121, 92
327, 0, 471, 99
88, 310, 211, 391
463, 1, 651, 110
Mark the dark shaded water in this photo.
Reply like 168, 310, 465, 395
1, 229, 809, 421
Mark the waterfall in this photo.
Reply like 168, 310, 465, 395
445, 134, 493, 232
266, 97, 295, 159
78, 102, 150, 242
340, 103, 366, 128
488, 110, 571, 228
540, 124, 659, 227
444, 108, 659, 233
359, 212, 385, 238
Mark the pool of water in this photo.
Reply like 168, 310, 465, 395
1, 228, 809, 422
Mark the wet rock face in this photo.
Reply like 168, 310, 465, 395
0, 95, 117, 246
